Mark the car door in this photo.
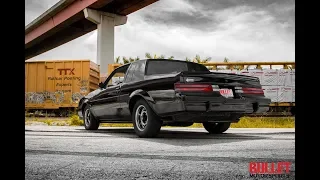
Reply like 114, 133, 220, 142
118, 60, 146, 121
89, 66, 127, 120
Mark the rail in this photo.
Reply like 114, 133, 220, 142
201, 61, 295, 70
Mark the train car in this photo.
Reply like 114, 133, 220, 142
25, 60, 100, 116
203, 61, 295, 116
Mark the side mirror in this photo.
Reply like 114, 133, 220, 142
98, 82, 104, 89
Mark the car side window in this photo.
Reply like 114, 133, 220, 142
132, 61, 145, 82
104, 66, 128, 88
124, 63, 136, 83
124, 61, 146, 83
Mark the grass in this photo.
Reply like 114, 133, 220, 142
25, 115, 83, 126
69, 115, 84, 126
231, 117, 295, 128
190, 117, 295, 128
25, 116, 295, 128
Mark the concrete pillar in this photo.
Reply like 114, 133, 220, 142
83, 8, 127, 75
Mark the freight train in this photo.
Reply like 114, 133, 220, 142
25, 60, 100, 117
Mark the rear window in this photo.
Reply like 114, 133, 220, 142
146, 60, 209, 75
188, 62, 210, 72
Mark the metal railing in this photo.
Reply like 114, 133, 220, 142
201, 61, 295, 70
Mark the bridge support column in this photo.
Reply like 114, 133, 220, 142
84, 8, 127, 75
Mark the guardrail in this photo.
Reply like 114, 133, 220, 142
201, 61, 295, 70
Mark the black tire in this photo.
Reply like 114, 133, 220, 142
203, 122, 231, 134
83, 105, 99, 130
132, 99, 162, 138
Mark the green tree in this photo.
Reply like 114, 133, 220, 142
193, 54, 211, 63
145, 52, 174, 60
185, 57, 191, 62
122, 57, 130, 64
191, 55, 212, 70
167, 56, 174, 60
223, 57, 230, 69
223, 57, 240, 70
116, 56, 140, 64
129, 57, 135, 62
115, 56, 121, 64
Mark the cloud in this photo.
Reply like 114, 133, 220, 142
25, 0, 59, 25
25, 0, 295, 63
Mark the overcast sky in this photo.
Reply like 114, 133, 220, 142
25, 0, 295, 63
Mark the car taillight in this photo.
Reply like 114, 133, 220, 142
174, 83, 214, 92
235, 87, 264, 94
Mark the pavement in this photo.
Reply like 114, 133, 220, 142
25, 125, 295, 180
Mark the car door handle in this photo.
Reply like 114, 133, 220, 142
115, 86, 121, 90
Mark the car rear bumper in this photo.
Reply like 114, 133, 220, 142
245, 97, 271, 114
150, 95, 271, 122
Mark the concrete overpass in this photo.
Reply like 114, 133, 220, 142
25, 0, 158, 74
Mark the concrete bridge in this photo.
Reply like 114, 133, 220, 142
25, 0, 158, 74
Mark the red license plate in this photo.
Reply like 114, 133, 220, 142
219, 89, 234, 98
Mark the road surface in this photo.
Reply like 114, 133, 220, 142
25, 126, 295, 180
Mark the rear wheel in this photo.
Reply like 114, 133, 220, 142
203, 122, 231, 134
132, 99, 162, 138
83, 105, 99, 130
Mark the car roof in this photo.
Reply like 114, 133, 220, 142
113, 59, 204, 71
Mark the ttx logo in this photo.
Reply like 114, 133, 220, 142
58, 68, 75, 75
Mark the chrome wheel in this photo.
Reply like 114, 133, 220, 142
135, 105, 148, 131
84, 108, 91, 127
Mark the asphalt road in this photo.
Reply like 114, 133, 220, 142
25, 126, 295, 180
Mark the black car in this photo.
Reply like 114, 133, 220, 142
77, 59, 271, 138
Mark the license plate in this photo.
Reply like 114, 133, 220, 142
219, 89, 234, 98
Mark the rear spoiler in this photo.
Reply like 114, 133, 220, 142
179, 71, 260, 82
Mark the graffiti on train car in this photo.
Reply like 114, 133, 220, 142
71, 93, 84, 103
78, 79, 89, 93
25, 91, 64, 104
26, 76, 89, 104
25, 92, 45, 104
25, 91, 84, 104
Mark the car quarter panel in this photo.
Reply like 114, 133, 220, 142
88, 85, 121, 120
118, 76, 179, 120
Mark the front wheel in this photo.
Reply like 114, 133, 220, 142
203, 122, 231, 134
83, 105, 99, 130
132, 99, 162, 138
